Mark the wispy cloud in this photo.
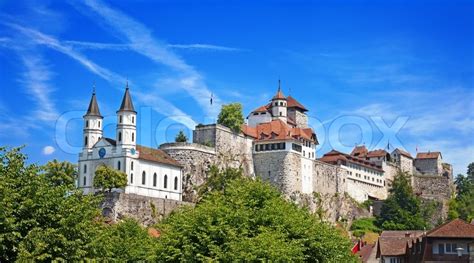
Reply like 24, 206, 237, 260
7, 23, 197, 129
64, 40, 244, 52
78, 0, 222, 118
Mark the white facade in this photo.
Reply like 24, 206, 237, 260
247, 111, 272, 127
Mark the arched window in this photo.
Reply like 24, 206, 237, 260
131, 161, 134, 171
174, 177, 178, 190
117, 161, 121, 170
130, 173, 134, 184
142, 171, 146, 185
153, 173, 157, 187
119, 115, 123, 123
83, 176, 87, 186
164, 174, 168, 188
132, 133, 135, 142
83, 164, 87, 174
280, 102, 283, 106
84, 136, 88, 146
86, 120, 89, 127
118, 132, 122, 142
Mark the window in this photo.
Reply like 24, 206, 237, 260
86, 120, 89, 127
255, 145, 259, 151
98, 121, 101, 128
132, 133, 135, 142
279, 102, 283, 106
153, 173, 157, 187
279, 112, 282, 116
174, 177, 178, 190
274, 102, 277, 106
253, 112, 259, 115
132, 116, 135, 123
84, 136, 88, 146
142, 171, 146, 185
83, 176, 86, 186
131, 173, 133, 184
438, 243, 444, 254
117, 161, 121, 170
131, 161, 134, 170
84, 164, 87, 174
164, 174, 168, 188
119, 115, 122, 123
118, 132, 122, 142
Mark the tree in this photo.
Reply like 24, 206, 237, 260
174, 130, 188, 142
448, 162, 474, 222
93, 165, 128, 192
376, 171, 427, 230
156, 174, 357, 262
43, 159, 77, 187
197, 165, 243, 197
217, 103, 244, 133
0, 147, 104, 261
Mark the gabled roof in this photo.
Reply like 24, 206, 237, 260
286, 96, 308, 111
377, 231, 423, 256
84, 92, 102, 117
117, 87, 136, 113
137, 145, 182, 167
319, 149, 384, 172
416, 151, 442, 160
251, 103, 271, 113
367, 149, 389, 158
393, 148, 413, 159
351, 145, 368, 157
426, 219, 474, 238
242, 119, 316, 143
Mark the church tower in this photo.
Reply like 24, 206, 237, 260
83, 89, 103, 149
271, 80, 287, 122
116, 83, 137, 149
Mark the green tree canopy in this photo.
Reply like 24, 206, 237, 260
175, 130, 188, 142
156, 173, 357, 262
93, 165, 128, 192
0, 147, 103, 261
448, 162, 474, 222
217, 103, 244, 133
376, 171, 427, 230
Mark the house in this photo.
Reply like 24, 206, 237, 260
376, 219, 474, 262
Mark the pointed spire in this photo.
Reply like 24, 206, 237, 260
84, 85, 102, 117
272, 79, 286, 100
117, 82, 136, 113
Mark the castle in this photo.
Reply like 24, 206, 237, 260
78, 82, 453, 215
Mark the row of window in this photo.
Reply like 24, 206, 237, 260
82, 172, 179, 191
350, 171, 385, 186
117, 131, 135, 143
255, 143, 286, 152
347, 163, 383, 176
436, 243, 467, 254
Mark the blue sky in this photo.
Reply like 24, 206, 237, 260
0, 0, 473, 175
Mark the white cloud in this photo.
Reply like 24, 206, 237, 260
79, 0, 222, 118
7, 23, 196, 129
42, 145, 55, 155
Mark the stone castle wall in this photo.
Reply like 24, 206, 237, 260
414, 158, 441, 175
101, 192, 192, 226
412, 175, 452, 200
160, 142, 217, 202
312, 160, 347, 195
253, 151, 302, 195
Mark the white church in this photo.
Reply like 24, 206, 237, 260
78, 85, 183, 201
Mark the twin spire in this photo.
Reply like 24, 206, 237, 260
84, 82, 135, 117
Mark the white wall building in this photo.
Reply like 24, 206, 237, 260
78, 86, 183, 201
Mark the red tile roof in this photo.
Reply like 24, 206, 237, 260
378, 231, 423, 256
272, 89, 286, 100
137, 145, 182, 167
426, 219, 474, 238
286, 96, 308, 111
351, 145, 369, 157
416, 151, 442, 160
319, 149, 384, 172
242, 119, 316, 142
252, 104, 271, 113
367, 149, 389, 158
